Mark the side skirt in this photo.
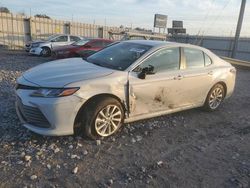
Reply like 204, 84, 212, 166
124, 103, 203, 123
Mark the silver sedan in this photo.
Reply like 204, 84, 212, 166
15, 40, 236, 139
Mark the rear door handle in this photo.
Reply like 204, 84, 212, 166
174, 75, 183, 80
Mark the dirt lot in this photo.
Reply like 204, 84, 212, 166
0, 49, 250, 188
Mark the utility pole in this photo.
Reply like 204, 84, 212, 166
231, 0, 246, 58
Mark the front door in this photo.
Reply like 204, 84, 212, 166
128, 47, 184, 117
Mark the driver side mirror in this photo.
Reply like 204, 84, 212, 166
138, 65, 155, 79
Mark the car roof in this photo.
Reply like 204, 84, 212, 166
122, 40, 206, 51
123, 40, 177, 46
51, 34, 81, 37
85, 37, 113, 41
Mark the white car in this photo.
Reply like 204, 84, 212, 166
16, 40, 236, 139
25, 34, 82, 56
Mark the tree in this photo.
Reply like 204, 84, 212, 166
34, 14, 51, 19
0, 7, 10, 13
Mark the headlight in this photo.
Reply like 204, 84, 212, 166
30, 88, 79, 97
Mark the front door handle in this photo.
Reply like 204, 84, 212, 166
174, 75, 183, 80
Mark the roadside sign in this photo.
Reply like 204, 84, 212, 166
154, 14, 167, 28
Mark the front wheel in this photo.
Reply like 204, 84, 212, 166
204, 83, 225, 111
40, 47, 51, 57
83, 97, 124, 139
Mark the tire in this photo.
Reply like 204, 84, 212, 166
40, 47, 51, 57
51, 51, 57, 59
204, 83, 225, 111
83, 97, 124, 140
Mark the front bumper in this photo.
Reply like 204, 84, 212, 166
25, 47, 31, 52
29, 47, 43, 55
15, 89, 86, 136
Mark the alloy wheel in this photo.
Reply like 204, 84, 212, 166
208, 86, 224, 109
41, 48, 50, 56
94, 105, 122, 137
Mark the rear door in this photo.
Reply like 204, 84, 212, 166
176, 47, 214, 106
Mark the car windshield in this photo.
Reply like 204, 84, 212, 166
86, 42, 152, 71
72, 39, 90, 46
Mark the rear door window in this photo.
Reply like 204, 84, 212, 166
70, 36, 81, 42
184, 48, 205, 69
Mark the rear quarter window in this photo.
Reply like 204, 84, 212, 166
204, 53, 212, 66
70, 36, 81, 42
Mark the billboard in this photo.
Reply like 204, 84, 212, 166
168, 28, 186, 35
173, 20, 183, 28
154, 14, 167, 28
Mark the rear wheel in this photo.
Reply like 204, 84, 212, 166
83, 97, 124, 140
204, 83, 225, 111
40, 47, 51, 57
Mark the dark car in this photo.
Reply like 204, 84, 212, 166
52, 38, 114, 59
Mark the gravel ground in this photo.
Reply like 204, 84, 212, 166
0, 49, 250, 188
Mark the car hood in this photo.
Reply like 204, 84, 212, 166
21, 58, 114, 87
27, 39, 47, 44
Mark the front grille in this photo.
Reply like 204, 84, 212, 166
17, 97, 50, 128
15, 84, 39, 90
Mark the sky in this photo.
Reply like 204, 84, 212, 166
0, 0, 250, 36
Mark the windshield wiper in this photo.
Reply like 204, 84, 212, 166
103, 63, 119, 70
92, 61, 119, 70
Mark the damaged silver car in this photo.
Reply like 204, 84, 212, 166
15, 40, 236, 139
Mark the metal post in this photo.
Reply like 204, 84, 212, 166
231, 0, 246, 58
98, 27, 104, 38
11, 13, 15, 49
24, 18, 32, 43
0, 12, 6, 46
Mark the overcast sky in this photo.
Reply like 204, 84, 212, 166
1, 0, 249, 36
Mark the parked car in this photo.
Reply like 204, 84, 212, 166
25, 34, 83, 57
108, 30, 166, 41
15, 40, 236, 139
52, 38, 114, 59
